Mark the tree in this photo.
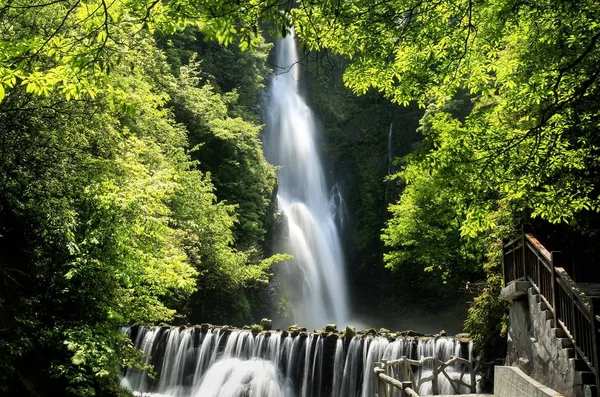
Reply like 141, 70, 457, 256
0, 0, 294, 103
291, 0, 600, 361
0, 17, 284, 394
292, 0, 600, 233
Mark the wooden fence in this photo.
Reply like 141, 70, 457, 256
503, 233, 600, 392
375, 355, 477, 397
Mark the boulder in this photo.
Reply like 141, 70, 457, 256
345, 325, 356, 339
260, 318, 273, 331
398, 330, 424, 337
361, 328, 377, 335
200, 323, 212, 332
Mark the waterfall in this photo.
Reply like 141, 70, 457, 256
329, 182, 348, 230
122, 326, 479, 397
384, 122, 394, 204
265, 31, 349, 329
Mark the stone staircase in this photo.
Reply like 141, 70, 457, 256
503, 283, 596, 397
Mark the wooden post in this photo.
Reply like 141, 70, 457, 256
521, 231, 526, 280
376, 363, 387, 397
590, 297, 600, 393
401, 381, 413, 397
470, 361, 476, 393
401, 356, 409, 382
432, 359, 439, 395
378, 375, 387, 397
382, 359, 390, 397
551, 251, 562, 328
502, 238, 508, 286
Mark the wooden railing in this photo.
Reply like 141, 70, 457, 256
375, 356, 476, 396
503, 233, 600, 392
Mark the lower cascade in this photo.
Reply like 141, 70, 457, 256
121, 326, 480, 397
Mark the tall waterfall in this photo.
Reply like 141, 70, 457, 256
265, 32, 349, 328
121, 326, 479, 397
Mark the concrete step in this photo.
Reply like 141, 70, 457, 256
553, 327, 567, 338
575, 371, 596, 386
585, 384, 597, 397
543, 309, 554, 321
558, 337, 573, 348
572, 357, 593, 371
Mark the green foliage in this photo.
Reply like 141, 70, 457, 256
0, 0, 293, 104
168, 56, 277, 252
294, 0, 600, 230
0, 14, 283, 394
290, 0, 600, 356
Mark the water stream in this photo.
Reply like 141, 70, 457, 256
121, 34, 479, 397
264, 31, 349, 328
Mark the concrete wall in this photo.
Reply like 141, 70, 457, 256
504, 285, 576, 396
495, 366, 564, 397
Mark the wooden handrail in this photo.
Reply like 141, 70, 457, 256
524, 233, 552, 263
503, 232, 600, 393
375, 355, 476, 396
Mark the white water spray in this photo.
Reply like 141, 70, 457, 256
265, 31, 349, 328
122, 326, 480, 397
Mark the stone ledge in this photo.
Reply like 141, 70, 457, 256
501, 280, 532, 301
495, 366, 564, 397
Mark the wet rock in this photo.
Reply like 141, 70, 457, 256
325, 324, 337, 333
345, 325, 356, 339
439, 329, 447, 336
379, 327, 390, 334
200, 323, 212, 332
260, 318, 273, 331
361, 328, 377, 335
398, 330, 424, 337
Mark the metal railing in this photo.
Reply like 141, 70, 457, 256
375, 356, 477, 396
503, 233, 600, 392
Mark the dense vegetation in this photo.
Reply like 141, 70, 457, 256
1, 0, 599, 394
0, 3, 285, 394
293, 0, 600, 361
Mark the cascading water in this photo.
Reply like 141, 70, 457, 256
264, 31, 349, 328
122, 326, 479, 397
384, 122, 394, 205
120, 34, 482, 397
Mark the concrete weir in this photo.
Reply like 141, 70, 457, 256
121, 324, 477, 397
